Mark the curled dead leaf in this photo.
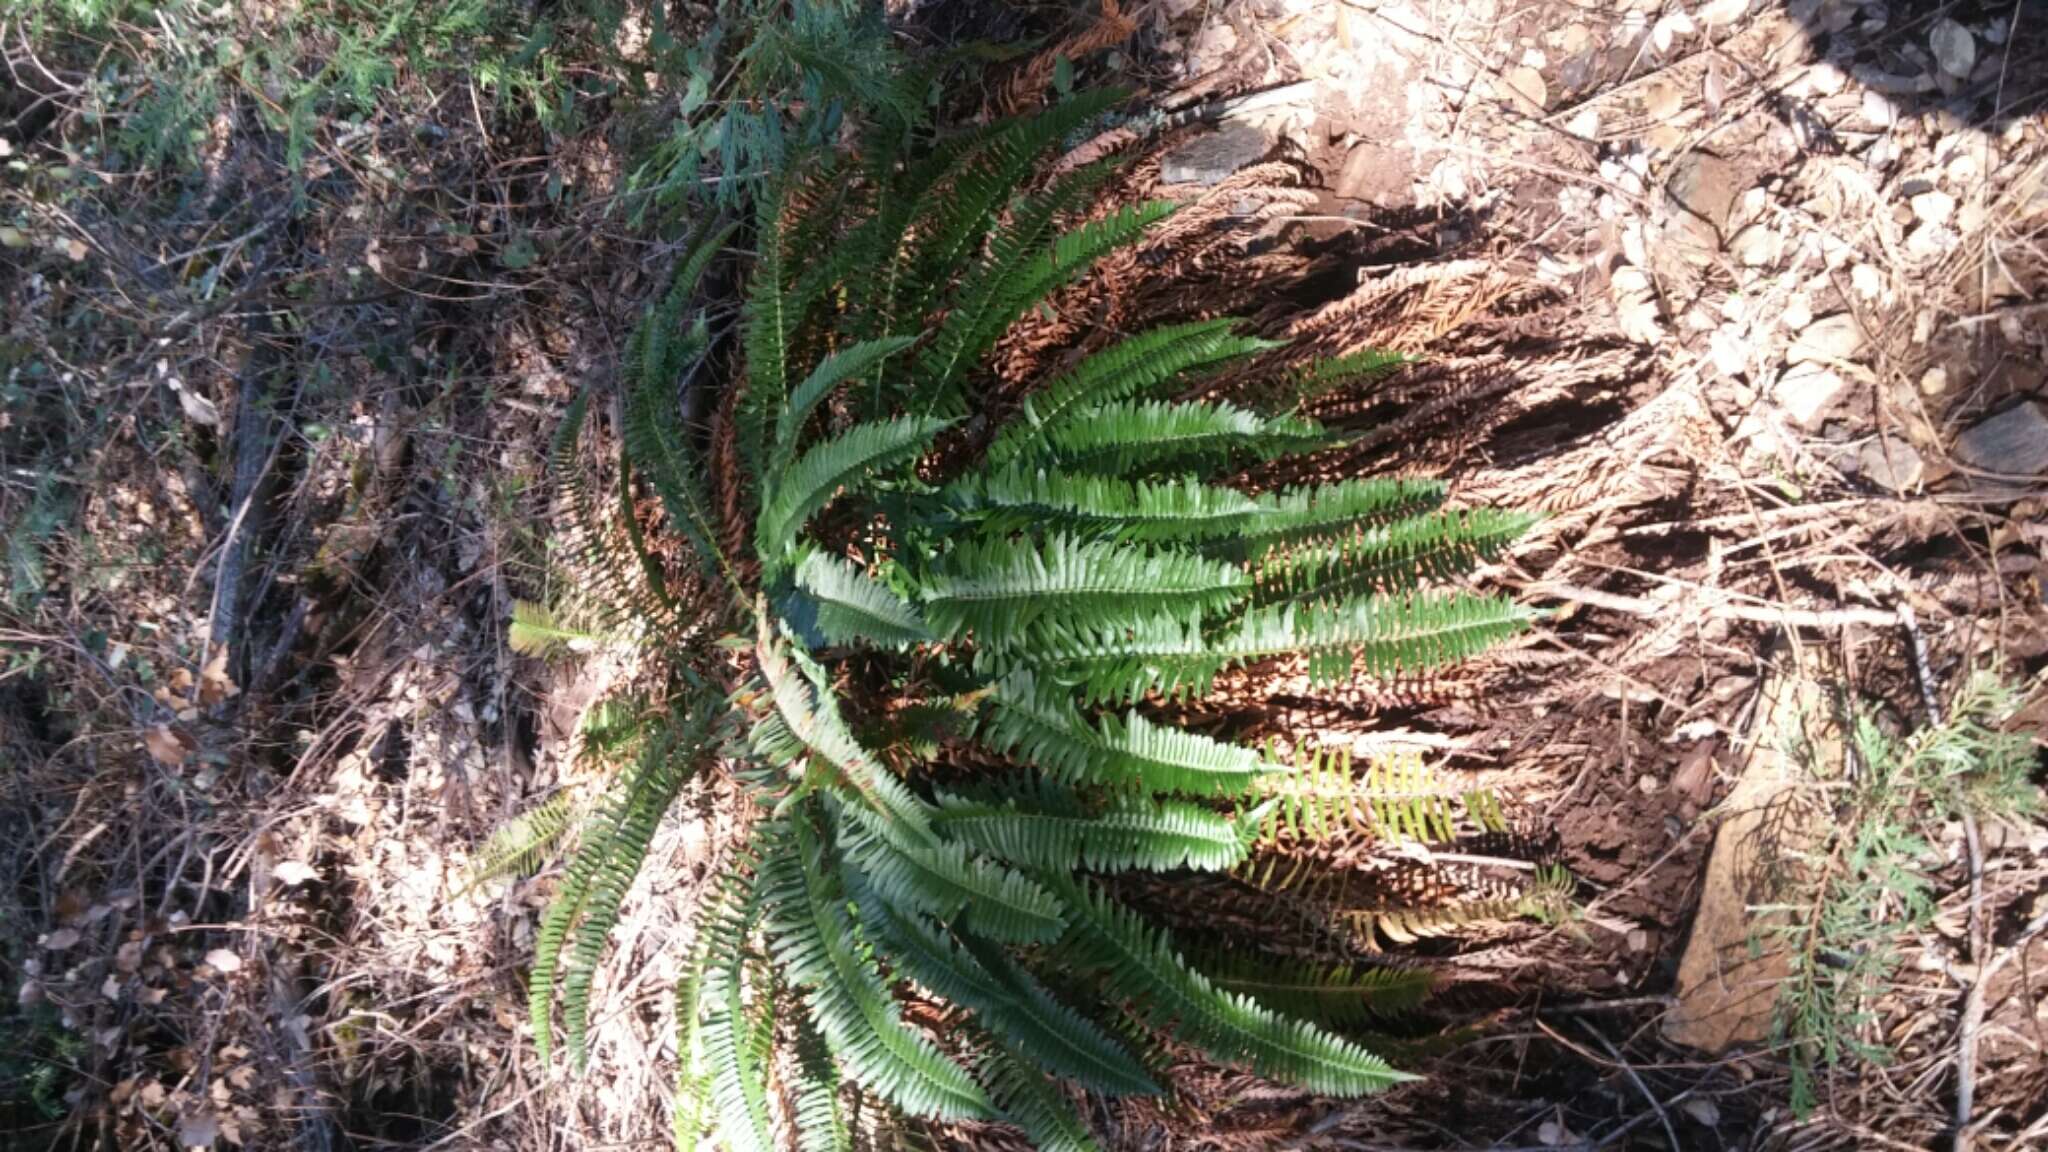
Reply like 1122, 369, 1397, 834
176, 384, 221, 427
198, 646, 239, 706
145, 725, 194, 767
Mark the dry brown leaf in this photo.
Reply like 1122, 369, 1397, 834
199, 647, 239, 706
145, 724, 193, 766
177, 385, 221, 427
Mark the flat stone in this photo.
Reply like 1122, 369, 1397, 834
1910, 190, 1956, 226
1854, 436, 1925, 491
1333, 141, 1414, 207
1503, 66, 1549, 113
1729, 223, 1782, 267
1930, 17, 1976, 80
1158, 122, 1270, 186
1664, 152, 1742, 247
1906, 223, 1958, 259
1787, 313, 1866, 364
1774, 361, 1850, 426
1954, 401, 2048, 476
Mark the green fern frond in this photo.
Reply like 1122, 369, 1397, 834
674, 842, 765, 1151
916, 199, 1178, 418
986, 320, 1281, 466
980, 673, 1266, 796
979, 1046, 1105, 1152
702, 955, 777, 1152
949, 467, 1267, 544
1042, 400, 1327, 475
1033, 591, 1534, 703
1251, 508, 1536, 607
1277, 347, 1410, 408
774, 335, 922, 477
852, 881, 1157, 1097
460, 793, 577, 894
1194, 952, 1436, 1023
756, 416, 952, 569
911, 161, 1129, 414
1247, 745, 1508, 847
531, 699, 718, 1067
1051, 876, 1411, 1095
508, 599, 608, 658
755, 618, 935, 838
560, 708, 719, 1067
792, 550, 930, 650
889, 90, 1127, 330
922, 535, 1248, 651
1213, 478, 1450, 565
836, 803, 1068, 944
762, 816, 991, 1120
623, 364, 731, 585
792, 1012, 853, 1152
933, 788, 1249, 873
549, 392, 689, 635
741, 185, 799, 478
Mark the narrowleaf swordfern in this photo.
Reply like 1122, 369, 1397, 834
513, 91, 1540, 1151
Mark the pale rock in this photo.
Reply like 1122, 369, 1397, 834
1910, 189, 1956, 226
1158, 122, 1270, 186
1621, 221, 1649, 268
1954, 401, 2048, 476
1612, 266, 1664, 344
1905, 223, 1958, 259
1774, 362, 1850, 426
1194, 22, 1238, 58
1861, 89, 1895, 128
1854, 65, 1937, 95
1566, 107, 1600, 139
1788, 313, 1865, 364
1664, 151, 1743, 249
1850, 263, 1883, 300
1697, 0, 1750, 27
1929, 18, 1976, 80
1504, 66, 1549, 112
1807, 62, 1846, 96
1644, 76, 1685, 122
1729, 224, 1781, 267
1709, 325, 1750, 377
1782, 293, 1813, 332
1919, 366, 1949, 395
1559, 24, 1591, 53
1853, 436, 1925, 491
1957, 200, 1986, 234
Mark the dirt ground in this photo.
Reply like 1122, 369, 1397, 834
4, 0, 2047, 1150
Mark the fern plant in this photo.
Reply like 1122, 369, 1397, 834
520, 92, 1540, 1150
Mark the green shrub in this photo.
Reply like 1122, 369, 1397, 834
518, 93, 1538, 1149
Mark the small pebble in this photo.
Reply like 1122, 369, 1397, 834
1929, 17, 1977, 80
1910, 189, 1956, 226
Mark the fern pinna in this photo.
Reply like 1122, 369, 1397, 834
517, 92, 1539, 1150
